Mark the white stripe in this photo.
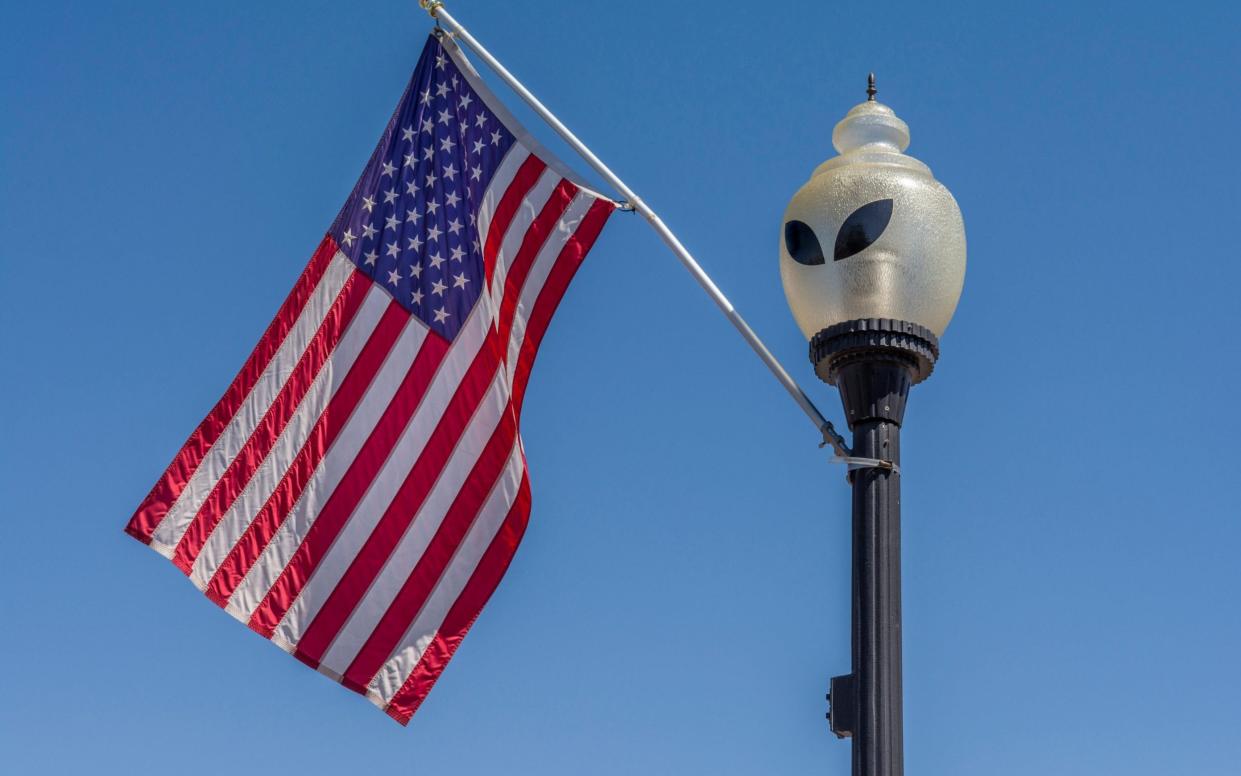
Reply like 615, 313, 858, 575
475, 144, 528, 249
150, 253, 355, 553
316, 369, 513, 675
370, 442, 525, 704
224, 313, 431, 621
503, 193, 594, 387
486, 167, 562, 316
187, 286, 391, 589
278, 176, 574, 651
268, 300, 495, 644
306, 176, 577, 667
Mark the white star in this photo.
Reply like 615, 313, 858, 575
411, 289, 424, 305
475, 113, 488, 129
425, 200, 440, 217
363, 249, 378, 266
433, 307, 451, 324
342, 228, 356, 246
437, 108, 452, 125
408, 234, 424, 252
450, 245, 465, 262
405, 179, 418, 195
386, 241, 400, 258
472, 235, 481, 252
490, 129, 502, 146
401, 125, 415, 142
381, 161, 396, 177
409, 262, 423, 278
424, 170, 438, 188
426, 223, 442, 241
452, 272, 469, 289
429, 252, 445, 270
361, 222, 377, 240
421, 119, 434, 136
468, 211, 476, 226
383, 188, 398, 204
445, 191, 461, 209
406, 209, 421, 224
385, 214, 400, 231
452, 75, 459, 88
435, 51, 447, 70
404, 152, 417, 169
471, 139, 484, 155
442, 163, 458, 181
436, 81, 450, 98
387, 268, 401, 285
470, 165, 482, 182
440, 135, 456, 153
362, 196, 376, 213
423, 146, 435, 162
431, 278, 447, 296
448, 218, 463, 236
458, 94, 473, 110
419, 88, 433, 106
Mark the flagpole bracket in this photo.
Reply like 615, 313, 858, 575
833, 455, 900, 476
820, 420, 902, 478
818, 421, 851, 457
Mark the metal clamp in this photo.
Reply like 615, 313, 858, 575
817, 420, 850, 458
832, 455, 900, 475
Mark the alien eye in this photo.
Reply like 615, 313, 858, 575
784, 220, 825, 266
834, 199, 893, 261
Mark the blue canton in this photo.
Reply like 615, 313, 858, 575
331, 36, 517, 341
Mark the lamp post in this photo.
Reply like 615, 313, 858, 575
779, 78, 966, 776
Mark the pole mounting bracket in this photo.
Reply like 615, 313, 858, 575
827, 673, 857, 739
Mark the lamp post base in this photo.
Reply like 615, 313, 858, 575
812, 319, 939, 776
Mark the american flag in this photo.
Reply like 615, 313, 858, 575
125, 33, 615, 724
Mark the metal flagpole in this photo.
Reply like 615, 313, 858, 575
419, 0, 849, 455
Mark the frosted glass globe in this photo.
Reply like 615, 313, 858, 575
779, 99, 966, 339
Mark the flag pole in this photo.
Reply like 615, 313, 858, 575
420, 1, 849, 455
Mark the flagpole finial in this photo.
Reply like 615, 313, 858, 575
420, 0, 444, 17
867, 73, 877, 101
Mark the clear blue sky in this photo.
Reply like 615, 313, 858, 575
3, 1, 1239, 773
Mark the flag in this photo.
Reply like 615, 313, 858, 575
125, 33, 615, 724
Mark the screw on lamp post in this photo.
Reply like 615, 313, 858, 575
779, 77, 966, 776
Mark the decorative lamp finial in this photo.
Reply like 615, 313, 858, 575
867, 73, 877, 102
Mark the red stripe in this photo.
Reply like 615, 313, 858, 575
384, 472, 532, 725
495, 180, 577, 351
203, 299, 410, 606
171, 271, 373, 573
511, 199, 613, 414
289, 331, 504, 662
322, 186, 579, 684
125, 236, 340, 544
483, 154, 546, 284
247, 330, 452, 637
364, 196, 609, 703
339, 404, 520, 690
292, 181, 576, 668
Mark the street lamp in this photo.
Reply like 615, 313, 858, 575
779, 76, 966, 776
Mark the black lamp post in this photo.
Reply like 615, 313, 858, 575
778, 80, 966, 776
